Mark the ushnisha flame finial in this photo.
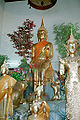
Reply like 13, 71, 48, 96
41, 17, 44, 27
67, 25, 78, 44
70, 24, 73, 36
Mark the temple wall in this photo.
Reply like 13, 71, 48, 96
0, 0, 5, 47
0, 0, 80, 69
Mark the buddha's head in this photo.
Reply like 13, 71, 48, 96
66, 27, 78, 57
37, 18, 48, 41
1, 60, 8, 75
68, 42, 77, 54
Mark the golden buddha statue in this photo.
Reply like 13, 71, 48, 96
31, 18, 53, 91
0, 60, 16, 120
59, 27, 80, 120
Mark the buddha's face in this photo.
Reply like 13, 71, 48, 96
69, 43, 76, 54
38, 30, 46, 41
40, 30, 45, 39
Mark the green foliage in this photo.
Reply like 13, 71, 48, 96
0, 55, 8, 67
53, 23, 80, 57
10, 71, 23, 82
9, 67, 23, 82
19, 58, 29, 71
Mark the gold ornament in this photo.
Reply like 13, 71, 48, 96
59, 27, 80, 120
0, 60, 16, 120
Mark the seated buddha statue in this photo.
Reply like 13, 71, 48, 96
31, 18, 53, 91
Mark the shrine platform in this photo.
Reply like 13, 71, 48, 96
8, 100, 66, 120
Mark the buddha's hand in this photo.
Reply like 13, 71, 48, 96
59, 57, 65, 64
30, 60, 35, 65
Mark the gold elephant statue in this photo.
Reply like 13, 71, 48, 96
13, 79, 28, 109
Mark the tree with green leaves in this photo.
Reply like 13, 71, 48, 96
53, 23, 80, 57
19, 58, 29, 71
0, 55, 8, 67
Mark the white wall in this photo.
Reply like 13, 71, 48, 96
0, 0, 80, 69
0, 0, 5, 46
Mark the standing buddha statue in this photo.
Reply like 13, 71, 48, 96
59, 27, 80, 120
0, 61, 16, 120
31, 18, 53, 91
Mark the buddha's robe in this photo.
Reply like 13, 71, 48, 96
33, 40, 48, 61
